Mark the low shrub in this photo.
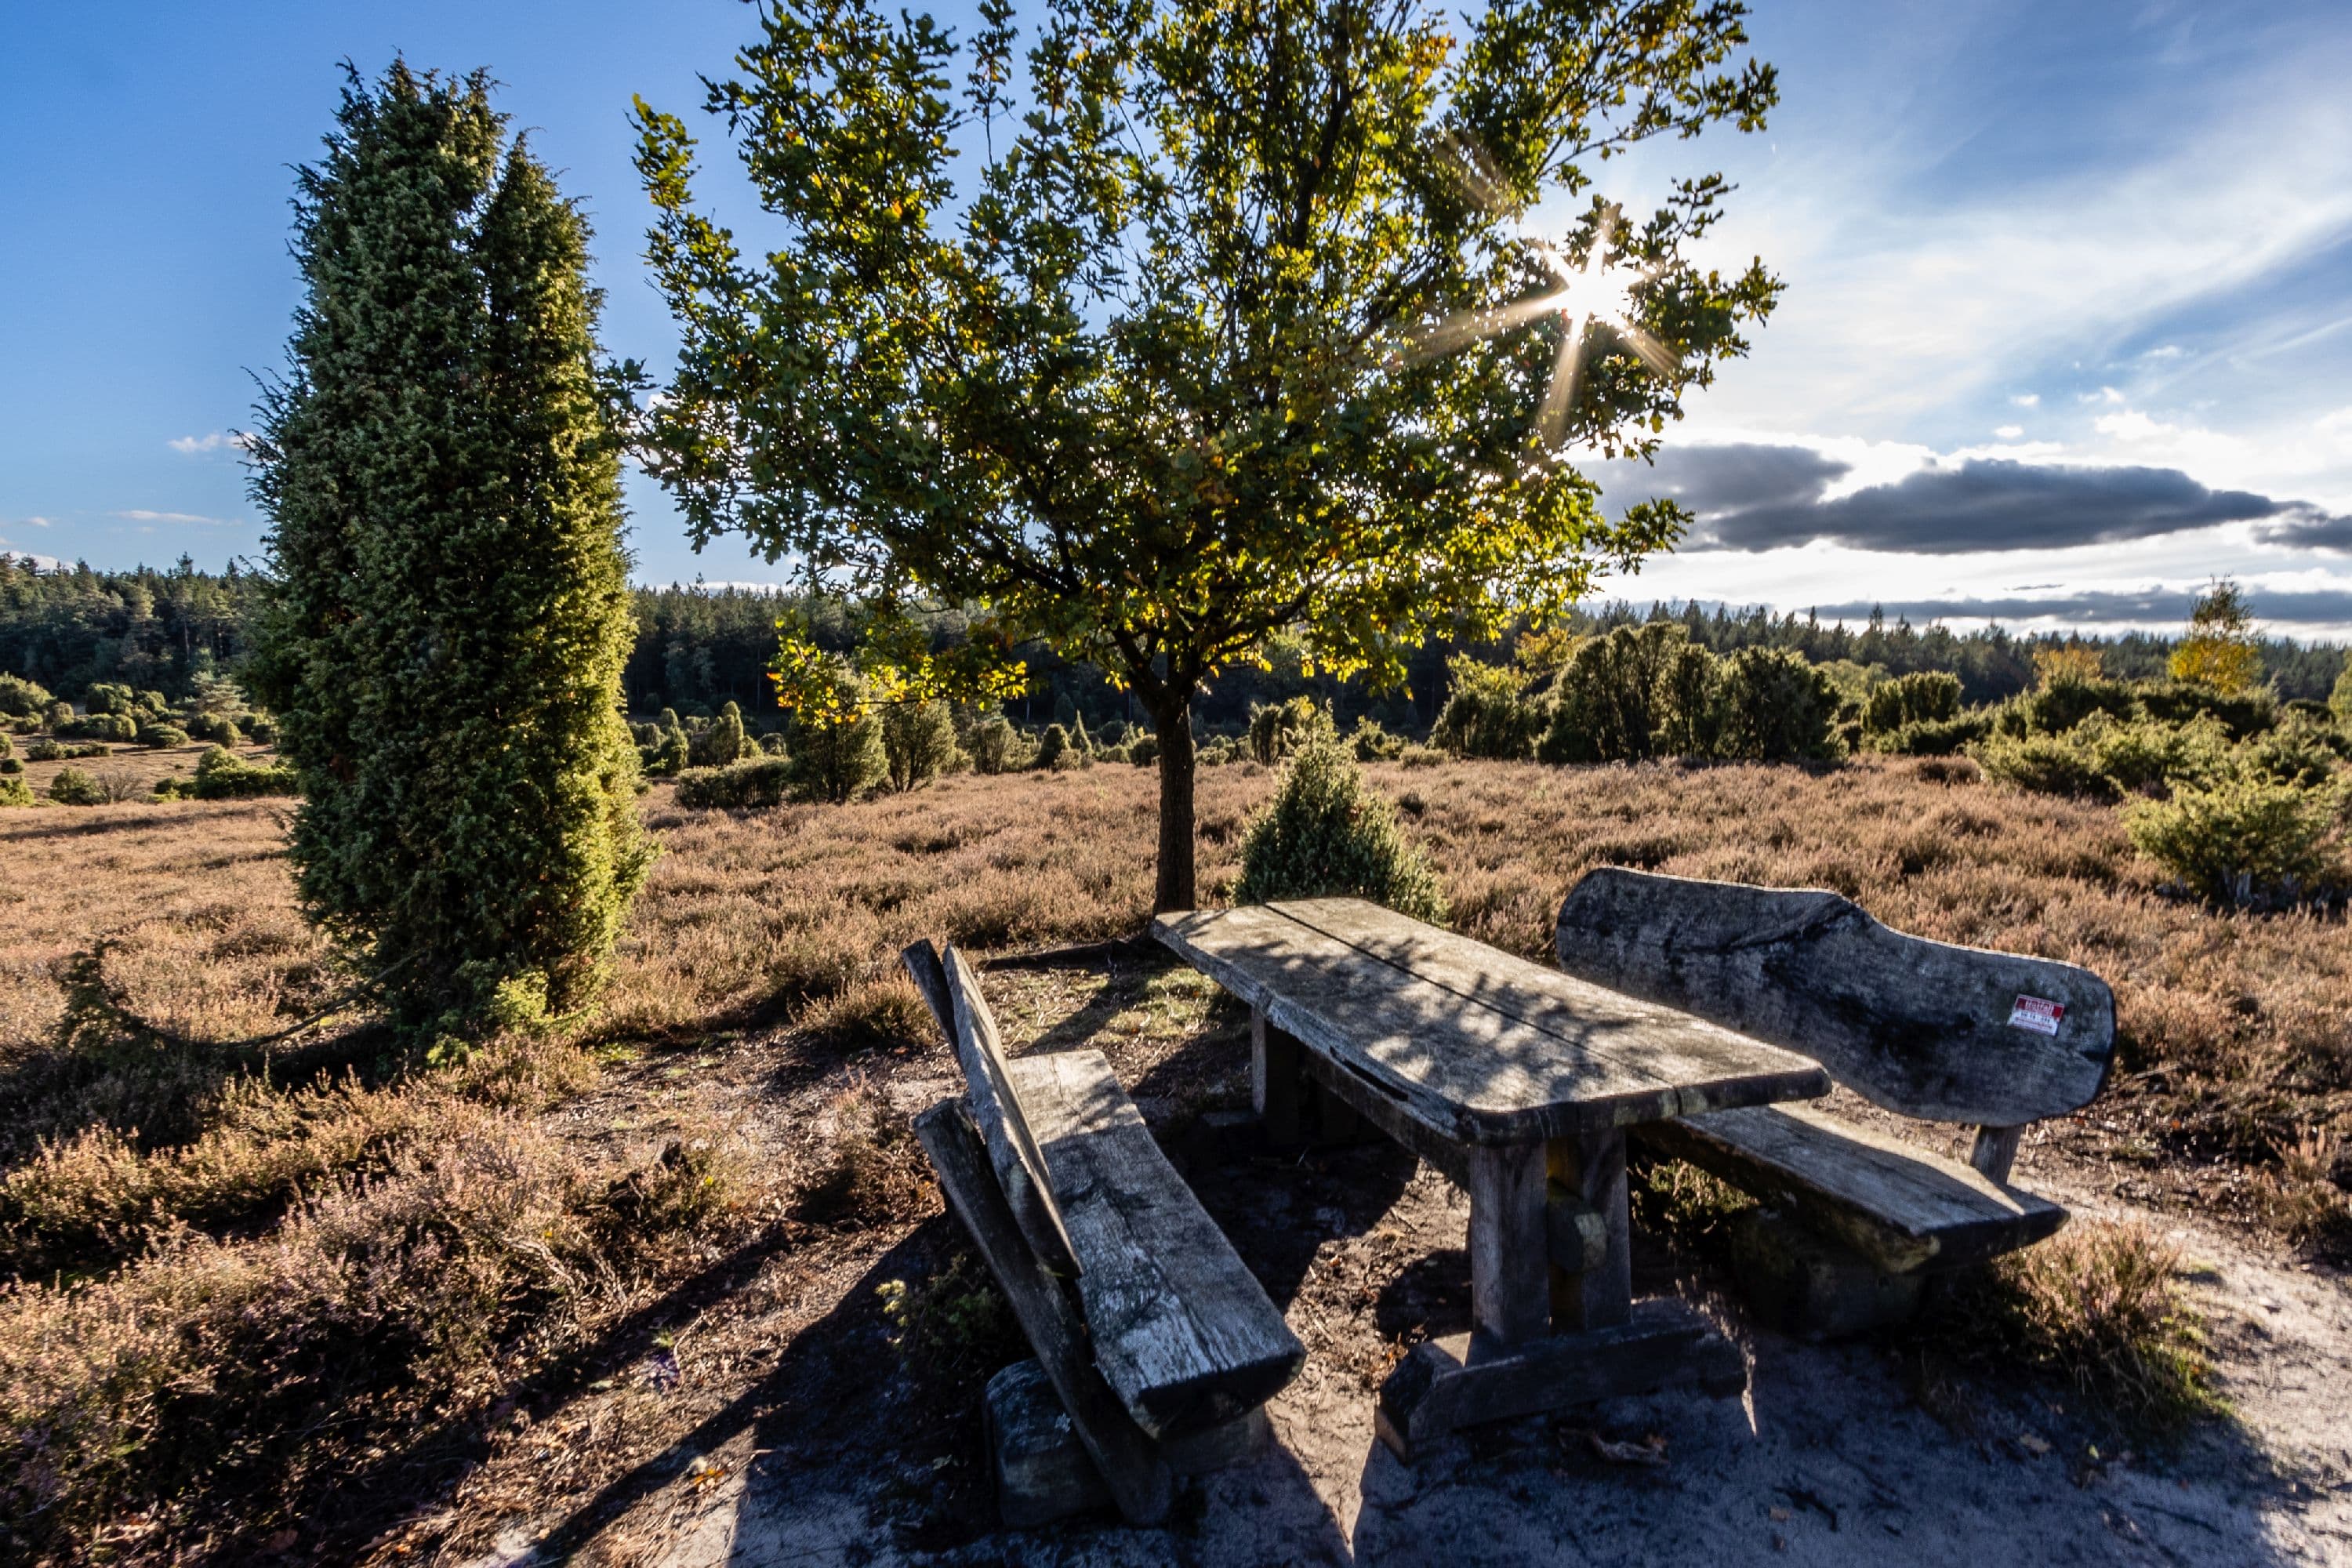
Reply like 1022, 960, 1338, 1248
1095, 742, 1131, 764
1349, 715, 1406, 761
673, 754, 795, 810
1232, 733, 1445, 920
47, 767, 107, 807
135, 723, 190, 750
2125, 766, 2344, 909
793, 1087, 930, 1227
0, 672, 52, 717
1863, 670, 1962, 735
1717, 648, 1842, 762
0, 775, 31, 808
1867, 712, 1992, 756
1540, 623, 1698, 764
1929, 1221, 2222, 1435
966, 714, 1034, 774
1247, 696, 1331, 764
2242, 710, 2350, 788
1036, 723, 1080, 771
880, 698, 960, 791
1127, 731, 1160, 767
84, 682, 137, 717
877, 1250, 1022, 1392
1435, 655, 1548, 760
2136, 681, 2277, 740
2332, 661, 2352, 724
60, 711, 137, 743
757, 729, 789, 756
1974, 713, 2231, 801
688, 700, 757, 768
43, 699, 74, 731
786, 703, 887, 803
154, 746, 299, 801
183, 712, 245, 747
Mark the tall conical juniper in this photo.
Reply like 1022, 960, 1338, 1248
249, 62, 649, 1045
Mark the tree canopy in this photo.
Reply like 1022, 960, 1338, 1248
633, 0, 1781, 906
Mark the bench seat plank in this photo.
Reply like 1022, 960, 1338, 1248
1154, 902, 1827, 1145
912, 1100, 1172, 1524
1640, 1103, 2067, 1274
1007, 1050, 1305, 1439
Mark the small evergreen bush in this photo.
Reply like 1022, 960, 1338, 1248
2332, 662, 2352, 724
48, 768, 106, 807
1349, 715, 1406, 761
1035, 723, 1076, 771
1127, 732, 1160, 767
880, 699, 960, 791
688, 700, 756, 768
1539, 623, 1687, 764
0, 673, 51, 718
1973, 713, 2230, 801
134, 724, 191, 750
1717, 648, 1842, 762
43, 700, 74, 731
0, 775, 31, 808
1656, 641, 1726, 759
61, 712, 138, 743
155, 746, 301, 801
1248, 696, 1332, 764
1232, 735, 1445, 920
757, 729, 789, 757
785, 670, 888, 802
1862, 671, 1961, 735
966, 715, 1033, 774
674, 754, 795, 809
1866, 712, 1991, 757
84, 683, 137, 716
2126, 767, 2344, 909
2245, 712, 2351, 787
1434, 655, 1546, 760
183, 713, 245, 747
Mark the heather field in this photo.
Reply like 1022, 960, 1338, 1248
3, 756, 2349, 1563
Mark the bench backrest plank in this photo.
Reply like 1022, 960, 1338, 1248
1007, 1048, 1305, 1439
1555, 868, 2115, 1127
902, 941, 1077, 1276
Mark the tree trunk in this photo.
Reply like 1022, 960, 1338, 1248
1149, 688, 1197, 913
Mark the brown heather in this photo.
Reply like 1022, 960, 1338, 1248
1, 754, 2347, 1558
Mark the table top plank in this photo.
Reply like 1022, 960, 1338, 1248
1153, 900, 1828, 1145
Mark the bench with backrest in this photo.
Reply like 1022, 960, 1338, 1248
899, 941, 1304, 1526
1553, 867, 2117, 1337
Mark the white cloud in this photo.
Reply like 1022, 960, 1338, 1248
168, 431, 251, 455
2140, 345, 2186, 361
2081, 387, 2128, 406
113, 509, 231, 524
1994, 423, 2024, 439
2010, 394, 2040, 408
20, 516, 53, 528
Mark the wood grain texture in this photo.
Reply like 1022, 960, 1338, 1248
900, 940, 956, 1042
1250, 1008, 1303, 1145
1374, 1298, 1746, 1457
1008, 1050, 1305, 1438
1555, 867, 2116, 1125
1466, 1142, 1551, 1352
913, 1101, 1171, 1524
940, 945, 1078, 1277
1153, 901, 1828, 1145
1546, 1131, 1630, 1330
1640, 1102, 2068, 1273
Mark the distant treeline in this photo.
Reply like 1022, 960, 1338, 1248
6, 554, 2344, 725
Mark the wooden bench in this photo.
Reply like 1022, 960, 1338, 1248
900, 941, 1304, 1526
1553, 868, 2118, 1336
1155, 898, 1831, 1454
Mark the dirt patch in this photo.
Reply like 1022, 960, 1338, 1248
446, 963, 2352, 1567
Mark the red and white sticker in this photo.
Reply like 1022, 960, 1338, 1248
2009, 995, 2065, 1035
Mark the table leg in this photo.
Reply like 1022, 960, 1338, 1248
1250, 1007, 1301, 1145
1547, 1130, 1631, 1330
1465, 1142, 1550, 1355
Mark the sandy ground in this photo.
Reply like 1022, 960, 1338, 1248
449, 960, 2352, 1568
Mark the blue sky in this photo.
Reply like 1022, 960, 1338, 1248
4, 1, 2350, 635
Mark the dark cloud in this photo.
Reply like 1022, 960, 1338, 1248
1592, 441, 2348, 554
1807, 589, 2352, 626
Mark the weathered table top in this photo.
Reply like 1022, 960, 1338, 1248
1153, 898, 1830, 1145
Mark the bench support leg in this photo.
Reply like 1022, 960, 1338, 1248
1729, 1209, 1925, 1340
1250, 1007, 1302, 1145
1465, 1142, 1552, 1353
1547, 1130, 1632, 1331
1969, 1123, 2024, 1184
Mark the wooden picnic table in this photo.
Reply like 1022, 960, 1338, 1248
1153, 897, 1834, 1453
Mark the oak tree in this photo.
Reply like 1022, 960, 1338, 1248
633, 0, 1780, 908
